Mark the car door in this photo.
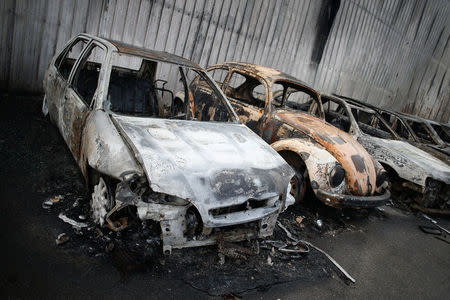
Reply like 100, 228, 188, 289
61, 42, 106, 161
220, 70, 267, 134
45, 37, 89, 126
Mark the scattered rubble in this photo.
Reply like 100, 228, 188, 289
421, 213, 450, 234
277, 221, 356, 283
50, 195, 63, 203
58, 213, 88, 230
56, 233, 69, 245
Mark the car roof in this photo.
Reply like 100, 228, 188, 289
209, 62, 309, 86
329, 94, 378, 114
78, 33, 202, 70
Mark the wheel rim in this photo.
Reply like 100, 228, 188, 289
290, 172, 307, 203
290, 176, 299, 197
91, 177, 110, 226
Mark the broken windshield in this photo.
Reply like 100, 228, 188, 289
105, 52, 236, 122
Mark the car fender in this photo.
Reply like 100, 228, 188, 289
271, 138, 346, 194
79, 109, 143, 182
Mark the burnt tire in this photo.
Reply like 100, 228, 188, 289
280, 152, 308, 204
290, 168, 307, 204
91, 176, 115, 226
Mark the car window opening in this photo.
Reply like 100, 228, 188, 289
407, 120, 436, 144
322, 97, 352, 132
350, 107, 395, 139
222, 71, 266, 108
107, 53, 234, 122
432, 124, 450, 144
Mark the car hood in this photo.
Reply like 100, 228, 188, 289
275, 110, 377, 195
358, 135, 450, 185
111, 114, 294, 221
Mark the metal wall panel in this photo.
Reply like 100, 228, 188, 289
0, 0, 449, 122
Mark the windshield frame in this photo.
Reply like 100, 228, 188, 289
270, 79, 324, 119
102, 51, 240, 123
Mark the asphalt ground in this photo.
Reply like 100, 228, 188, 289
1, 94, 449, 299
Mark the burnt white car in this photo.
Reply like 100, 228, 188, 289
321, 94, 450, 211
42, 34, 294, 254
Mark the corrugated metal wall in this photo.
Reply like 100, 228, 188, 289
0, 0, 449, 122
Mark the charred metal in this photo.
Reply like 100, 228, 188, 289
43, 34, 295, 253
322, 94, 450, 212
202, 62, 390, 209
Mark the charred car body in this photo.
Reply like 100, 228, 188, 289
185, 62, 390, 209
335, 95, 450, 164
321, 94, 450, 211
42, 34, 295, 253
396, 113, 450, 158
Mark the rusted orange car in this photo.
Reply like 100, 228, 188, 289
186, 62, 390, 208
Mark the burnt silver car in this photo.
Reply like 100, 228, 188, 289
335, 95, 450, 164
321, 94, 450, 211
42, 34, 294, 254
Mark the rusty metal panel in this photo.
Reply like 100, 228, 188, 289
1, 0, 449, 122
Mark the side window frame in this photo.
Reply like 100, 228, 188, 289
54, 37, 90, 80
222, 69, 269, 110
206, 67, 229, 89
67, 40, 108, 108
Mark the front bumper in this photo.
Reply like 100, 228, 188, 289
316, 189, 391, 208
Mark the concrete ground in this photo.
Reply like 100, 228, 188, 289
1, 94, 449, 299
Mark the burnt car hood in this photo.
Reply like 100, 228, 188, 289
111, 114, 294, 214
275, 110, 377, 195
358, 135, 450, 185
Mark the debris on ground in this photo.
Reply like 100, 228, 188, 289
420, 213, 450, 234
56, 233, 69, 245
218, 239, 258, 264
295, 216, 304, 226
419, 225, 442, 235
411, 204, 450, 216
418, 213, 450, 244
42, 195, 64, 209
50, 195, 63, 203
42, 200, 53, 209
277, 221, 356, 283
315, 219, 323, 230
58, 213, 88, 230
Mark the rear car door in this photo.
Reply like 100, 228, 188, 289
45, 37, 89, 126
61, 42, 106, 161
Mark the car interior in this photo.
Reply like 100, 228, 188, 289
432, 123, 450, 144
406, 119, 436, 144
271, 81, 318, 116
222, 71, 266, 108
105, 55, 232, 122
378, 112, 411, 140
322, 97, 352, 132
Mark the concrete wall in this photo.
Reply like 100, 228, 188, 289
0, 0, 449, 122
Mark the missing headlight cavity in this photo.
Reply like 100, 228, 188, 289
329, 164, 345, 188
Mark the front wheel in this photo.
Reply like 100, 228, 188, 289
289, 167, 307, 203
281, 152, 308, 204
91, 177, 115, 226
42, 95, 49, 116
